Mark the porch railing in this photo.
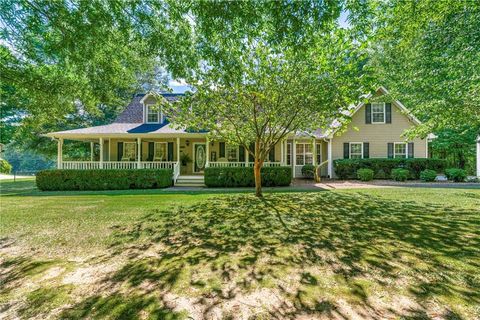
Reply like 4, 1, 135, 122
60, 161, 177, 170
62, 161, 101, 170
207, 161, 282, 168
173, 161, 180, 183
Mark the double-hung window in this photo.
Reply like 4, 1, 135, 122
394, 142, 407, 158
296, 143, 313, 165
225, 144, 238, 162
371, 102, 386, 124
316, 143, 322, 164
349, 142, 363, 159
123, 142, 136, 160
146, 105, 160, 123
286, 143, 292, 165
154, 142, 167, 161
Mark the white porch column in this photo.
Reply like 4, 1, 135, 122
476, 136, 480, 177
280, 139, 284, 165
90, 142, 94, 162
206, 137, 210, 167
57, 138, 63, 169
312, 139, 317, 166
99, 137, 104, 169
327, 138, 333, 178
292, 138, 296, 178
137, 137, 142, 168
176, 137, 180, 163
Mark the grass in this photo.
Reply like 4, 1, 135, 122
1, 179, 479, 319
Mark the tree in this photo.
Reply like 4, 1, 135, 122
167, 32, 370, 197
359, 0, 480, 136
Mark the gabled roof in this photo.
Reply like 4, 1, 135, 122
114, 93, 184, 123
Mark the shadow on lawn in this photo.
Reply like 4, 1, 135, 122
60, 192, 479, 319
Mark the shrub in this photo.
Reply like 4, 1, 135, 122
357, 168, 374, 181
391, 168, 409, 181
374, 169, 386, 179
301, 164, 315, 179
204, 166, 291, 187
445, 168, 467, 182
0, 159, 12, 174
333, 158, 446, 180
420, 169, 437, 182
36, 169, 172, 191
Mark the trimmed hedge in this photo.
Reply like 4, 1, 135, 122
36, 169, 173, 191
420, 169, 437, 182
205, 166, 292, 187
357, 168, 374, 181
333, 158, 446, 180
445, 168, 467, 182
391, 168, 409, 181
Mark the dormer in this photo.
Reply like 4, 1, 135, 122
140, 93, 165, 124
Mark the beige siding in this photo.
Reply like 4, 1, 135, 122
332, 102, 427, 165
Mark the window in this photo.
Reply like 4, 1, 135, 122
123, 142, 136, 160
296, 143, 313, 166
350, 142, 363, 159
146, 105, 160, 123
226, 144, 238, 162
394, 142, 407, 158
371, 102, 386, 124
154, 142, 167, 161
316, 143, 322, 164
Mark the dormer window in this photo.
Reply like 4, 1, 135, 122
371, 102, 386, 124
146, 105, 161, 123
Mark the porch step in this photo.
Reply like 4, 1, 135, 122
174, 175, 205, 187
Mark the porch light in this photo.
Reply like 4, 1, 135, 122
186, 140, 190, 146
211, 141, 214, 146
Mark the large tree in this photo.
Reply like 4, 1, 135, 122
356, 0, 480, 136
167, 31, 370, 196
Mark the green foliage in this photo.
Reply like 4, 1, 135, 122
391, 168, 409, 182
301, 164, 316, 179
445, 168, 467, 182
3, 145, 55, 172
0, 159, 12, 174
204, 167, 291, 188
334, 158, 446, 180
420, 169, 437, 182
356, 168, 374, 181
36, 169, 172, 191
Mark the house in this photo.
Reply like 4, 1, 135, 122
45, 87, 430, 185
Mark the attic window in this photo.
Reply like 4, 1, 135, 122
146, 105, 160, 123
371, 102, 386, 124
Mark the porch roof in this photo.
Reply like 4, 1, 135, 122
45, 122, 205, 139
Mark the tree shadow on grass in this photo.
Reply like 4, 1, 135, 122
64, 192, 479, 319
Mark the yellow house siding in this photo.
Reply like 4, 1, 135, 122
332, 102, 427, 161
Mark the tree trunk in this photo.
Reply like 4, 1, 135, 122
254, 140, 263, 197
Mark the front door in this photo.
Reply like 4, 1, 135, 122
194, 143, 207, 173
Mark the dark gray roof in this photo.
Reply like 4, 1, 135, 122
114, 93, 184, 123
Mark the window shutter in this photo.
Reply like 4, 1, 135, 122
365, 104, 372, 124
408, 142, 414, 158
139, 142, 143, 161
387, 143, 394, 158
363, 142, 369, 159
343, 143, 349, 159
386, 103, 392, 123
239, 146, 245, 162
248, 143, 255, 162
117, 142, 124, 161
148, 142, 154, 161
168, 142, 174, 161
269, 145, 275, 162
219, 142, 225, 158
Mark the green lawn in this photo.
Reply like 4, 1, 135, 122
1, 179, 479, 319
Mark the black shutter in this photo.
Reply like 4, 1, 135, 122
343, 143, 349, 159
386, 103, 392, 123
365, 103, 372, 124
363, 142, 369, 159
219, 142, 225, 158
269, 145, 275, 162
387, 143, 394, 158
239, 146, 245, 162
117, 142, 124, 161
168, 142, 174, 161
249, 143, 255, 162
139, 142, 143, 161
148, 142, 154, 161
408, 142, 414, 158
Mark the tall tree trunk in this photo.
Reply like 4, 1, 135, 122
254, 140, 263, 197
